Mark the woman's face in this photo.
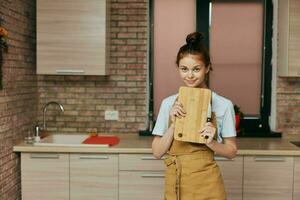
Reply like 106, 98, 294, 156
178, 54, 209, 88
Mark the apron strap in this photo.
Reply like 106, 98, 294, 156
164, 155, 182, 200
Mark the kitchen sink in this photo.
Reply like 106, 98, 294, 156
290, 141, 300, 148
33, 134, 109, 147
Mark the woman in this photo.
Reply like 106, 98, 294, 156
152, 32, 237, 200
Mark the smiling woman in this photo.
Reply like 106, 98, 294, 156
152, 32, 237, 200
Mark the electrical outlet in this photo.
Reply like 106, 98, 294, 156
105, 110, 119, 120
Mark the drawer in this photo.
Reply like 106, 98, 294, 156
119, 171, 165, 200
119, 154, 165, 171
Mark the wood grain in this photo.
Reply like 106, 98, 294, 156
289, 0, 300, 76
174, 87, 211, 143
119, 171, 165, 200
70, 154, 118, 200
294, 157, 300, 199
119, 154, 165, 171
243, 155, 293, 200
215, 156, 243, 200
21, 153, 69, 200
37, 0, 109, 75
278, 0, 300, 77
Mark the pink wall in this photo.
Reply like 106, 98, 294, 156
153, 0, 196, 117
210, 0, 263, 115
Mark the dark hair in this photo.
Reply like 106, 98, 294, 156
176, 32, 211, 68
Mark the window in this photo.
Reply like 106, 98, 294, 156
197, 0, 278, 136
148, 0, 279, 137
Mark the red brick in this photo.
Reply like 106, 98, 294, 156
118, 32, 137, 38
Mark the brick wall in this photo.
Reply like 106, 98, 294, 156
277, 78, 300, 135
37, 0, 148, 135
0, 0, 37, 199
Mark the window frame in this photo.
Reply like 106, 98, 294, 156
197, 0, 280, 136
146, 0, 280, 137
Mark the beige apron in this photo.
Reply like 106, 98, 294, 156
164, 102, 227, 200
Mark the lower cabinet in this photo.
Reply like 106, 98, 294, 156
21, 153, 118, 200
21, 153, 69, 200
70, 154, 118, 200
294, 157, 300, 199
119, 154, 165, 200
215, 155, 243, 200
20, 152, 299, 200
119, 171, 165, 200
243, 156, 294, 200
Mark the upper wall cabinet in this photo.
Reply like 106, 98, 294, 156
37, 0, 110, 75
278, 0, 300, 77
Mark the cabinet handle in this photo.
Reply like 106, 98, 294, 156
30, 153, 59, 159
141, 156, 165, 160
56, 69, 85, 75
141, 173, 165, 178
214, 156, 232, 161
79, 155, 109, 159
254, 156, 286, 162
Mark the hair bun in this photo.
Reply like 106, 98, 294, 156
186, 32, 205, 45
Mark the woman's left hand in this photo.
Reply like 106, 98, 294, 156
199, 122, 216, 145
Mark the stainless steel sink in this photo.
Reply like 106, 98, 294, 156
33, 134, 109, 147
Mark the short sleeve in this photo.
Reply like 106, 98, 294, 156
221, 102, 237, 138
152, 100, 169, 136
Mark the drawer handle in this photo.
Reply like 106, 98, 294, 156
79, 155, 109, 159
141, 173, 165, 178
30, 153, 59, 159
56, 69, 85, 74
254, 156, 285, 162
214, 156, 232, 161
141, 156, 165, 160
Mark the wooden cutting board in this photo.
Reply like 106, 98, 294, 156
174, 87, 212, 144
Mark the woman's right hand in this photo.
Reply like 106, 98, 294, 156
169, 101, 186, 123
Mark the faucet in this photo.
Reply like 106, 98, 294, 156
42, 101, 64, 131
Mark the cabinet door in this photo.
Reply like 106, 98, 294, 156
70, 154, 118, 200
119, 154, 165, 171
288, 0, 300, 76
119, 154, 165, 200
278, 0, 300, 76
215, 155, 243, 200
37, 0, 109, 75
294, 157, 300, 199
243, 156, 293, 200
21, 153, 69, 200
119, 171, 165, 200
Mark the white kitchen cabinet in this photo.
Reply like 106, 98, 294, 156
37, 0, 110, 75
243, 155, 294, 200
215, 155, 243, 200
21, 153, 69, 200
70, 154, 118, 200
119, 154, 165, 200
294, 157, 300, 199
278, 0, 300, 77
20, 151, 300, 200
